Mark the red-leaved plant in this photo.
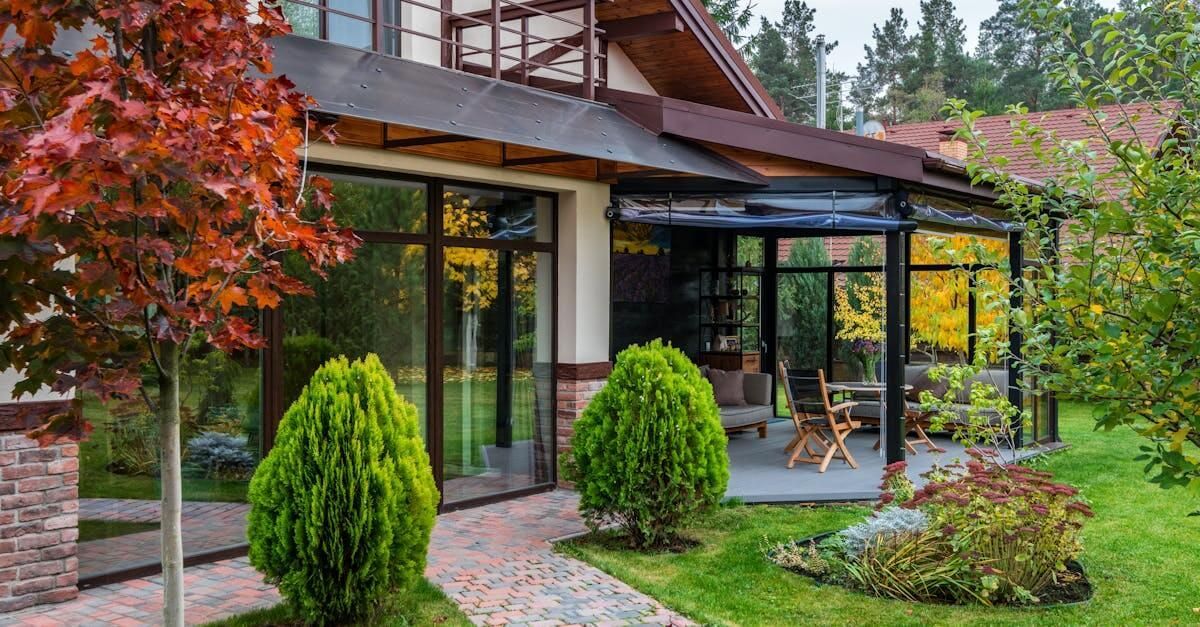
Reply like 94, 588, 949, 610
0, 2, 357, 623
896, 455, 1093, 604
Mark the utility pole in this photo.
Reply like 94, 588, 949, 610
815, 35, 826, 129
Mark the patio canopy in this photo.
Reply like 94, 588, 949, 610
615, 191, 1023, 233
614, 192, 913, 231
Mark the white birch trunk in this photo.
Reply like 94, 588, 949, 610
158, 341, 184, 626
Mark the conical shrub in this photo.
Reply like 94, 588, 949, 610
247, 354, 438, 625
562, 339, 729, 549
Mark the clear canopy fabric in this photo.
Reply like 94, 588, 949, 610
614, 193, 907, 231
614, 192, 1021, 233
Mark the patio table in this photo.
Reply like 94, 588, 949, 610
824, 382, 939, 454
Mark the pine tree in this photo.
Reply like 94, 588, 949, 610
905, 0, 970, 108
856, 8, 911, 123
976, 0, 1107, 112
748, 1, 837, 126
703, 0, 756, 46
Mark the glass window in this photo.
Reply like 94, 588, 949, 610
442, 248, 554, 503
282, 243, 429, 434
78, 339, 262, 579
777, 236, 831, 268
315, 173, 428, 233
909, 269, 969, 364
443, 186, 553, 242
282, 2, 320, 39
327, 0, 373, 49
833, 271, 885, 381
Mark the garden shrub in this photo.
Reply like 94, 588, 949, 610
561, 339, 728, 549
839, 507, 929, 558
247, 354, 438, 625
184, 431, 256, 480
906, 457, 1093, 604
770, 457, 1092, 606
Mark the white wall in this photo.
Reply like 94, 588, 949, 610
605, 43, 657, 95
305, 142, 611, 365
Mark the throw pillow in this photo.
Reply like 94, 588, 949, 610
707, 368, 746, 406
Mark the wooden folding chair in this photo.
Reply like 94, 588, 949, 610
811, 369, 863, 472
779, 361, 828, 468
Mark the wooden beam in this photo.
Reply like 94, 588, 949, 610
503, 154, 592, 167
384, 133, 478, 148
597, 12, 684, 41
459, 62, 580, 94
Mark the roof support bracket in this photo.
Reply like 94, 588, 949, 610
384, 133, 478, 148
597, 12, 684, 41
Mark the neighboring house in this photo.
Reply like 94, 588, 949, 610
880, 101, 1178, 182
0, 0, 1056, 611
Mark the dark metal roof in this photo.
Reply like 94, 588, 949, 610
268, 36, 767, 185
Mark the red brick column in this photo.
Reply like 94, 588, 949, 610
0, 401, 80, 613
555, 363, 610, 487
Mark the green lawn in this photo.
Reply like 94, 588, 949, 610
205, 578, 471, 627
558, 402, 1200, 626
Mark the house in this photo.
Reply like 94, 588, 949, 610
0, 0, 1058, 611
880, 101, 1178, 183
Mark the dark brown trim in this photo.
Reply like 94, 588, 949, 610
597, 12, 683, 41
597, 89, 1010, 196
0, 399, 79, 433
502, 154, 592, 167
439, 483, 557, 513
384, 133, 479, 148
556, 362, 612, 380
668, 0, 782, 119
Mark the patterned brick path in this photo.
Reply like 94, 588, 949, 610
2, 491, 690, 626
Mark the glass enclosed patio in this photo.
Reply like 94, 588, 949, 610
608, 190, 1059, 503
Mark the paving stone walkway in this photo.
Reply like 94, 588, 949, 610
3, 491, 691, 626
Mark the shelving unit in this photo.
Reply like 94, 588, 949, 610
698, 266, 762, 372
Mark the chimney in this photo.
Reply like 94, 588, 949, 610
937, 127, 968, 160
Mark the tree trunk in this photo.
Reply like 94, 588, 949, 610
157, 340, 185, 626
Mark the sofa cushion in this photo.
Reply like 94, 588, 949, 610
743, 372, 773, 406
718, 404, 774, 429
905, 364, 949, 402
707, 368, 746, 406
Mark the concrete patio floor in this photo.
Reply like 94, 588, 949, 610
726, 418, 969, 503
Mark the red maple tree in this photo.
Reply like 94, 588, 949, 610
0, 1, 357, 622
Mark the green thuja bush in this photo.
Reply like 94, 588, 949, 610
562, 339, 728, 549
247, 354, 438, 625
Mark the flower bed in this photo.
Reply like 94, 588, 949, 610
767, 456, 1094, 607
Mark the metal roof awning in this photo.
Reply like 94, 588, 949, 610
614, 192, 916, 231
269, 36, 767, 185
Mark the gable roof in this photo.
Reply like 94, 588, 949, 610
598, 0, 782, 119
883, 102, 1179, 181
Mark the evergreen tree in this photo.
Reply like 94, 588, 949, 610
748, 1, 837, 125
905, 0, 971, 109
976, 0, 1107, 112
856, 8, 911, 123
750, 18, 807, 121
704, 0, 756, 46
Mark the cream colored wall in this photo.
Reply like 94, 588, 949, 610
306, 142, 612, 365
605, 44, 657, 95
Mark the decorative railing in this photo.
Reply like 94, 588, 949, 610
282, 0, 606, 99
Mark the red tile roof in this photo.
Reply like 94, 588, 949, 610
882, 101, 1178, 181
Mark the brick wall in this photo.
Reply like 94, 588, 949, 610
0, 421, 79, 612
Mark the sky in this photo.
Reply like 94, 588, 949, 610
749, 0, 1120, 76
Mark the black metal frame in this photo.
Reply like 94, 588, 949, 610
608, 222, 1056, 465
